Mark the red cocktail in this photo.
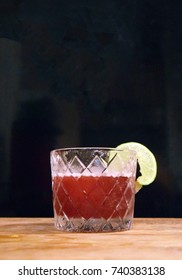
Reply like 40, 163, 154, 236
53, 175, 135, 220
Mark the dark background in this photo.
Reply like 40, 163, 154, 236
0, 0, 182, 217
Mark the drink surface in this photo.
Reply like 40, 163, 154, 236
53, 175, 135, 220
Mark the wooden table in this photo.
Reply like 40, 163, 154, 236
0, 218, 182, 260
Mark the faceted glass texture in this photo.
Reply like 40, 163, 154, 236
50, 147, 137, 232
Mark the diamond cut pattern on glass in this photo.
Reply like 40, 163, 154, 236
87, 155, 107, 174
68, 155, 86, 174
51, 148, 136, 232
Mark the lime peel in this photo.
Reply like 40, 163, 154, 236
135, 181, 143, 193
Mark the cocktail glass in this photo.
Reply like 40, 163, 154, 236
50, 147, 137, 232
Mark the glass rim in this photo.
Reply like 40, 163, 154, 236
50, 146, 136, 154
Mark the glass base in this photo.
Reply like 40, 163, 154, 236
54, 215, 133, 232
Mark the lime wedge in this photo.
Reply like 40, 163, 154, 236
116, 142, 157, 192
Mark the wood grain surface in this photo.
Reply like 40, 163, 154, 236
0, 218, 182, 260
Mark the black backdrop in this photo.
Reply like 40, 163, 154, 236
0, 0, 182, 217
